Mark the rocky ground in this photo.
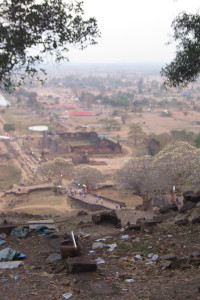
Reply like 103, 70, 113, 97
0, 206, 200, 300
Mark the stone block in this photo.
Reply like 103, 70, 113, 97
92, 210, 121, 227
160, 254, 177, 261
66, 257, 97, 274
0, 223, 16, 235
180, 201, 196, 213
174, 215, 189, 225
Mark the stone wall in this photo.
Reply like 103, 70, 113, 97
39, 131, 122, 155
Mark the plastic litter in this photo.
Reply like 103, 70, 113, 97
148, 253, 153, 258
35, 225, 49, 235
63, 293, 72, 299
146, 260, 153, 265
152, 254, 159, 261
92, 242, 107, 250
0, 248, 19, 262
89, 251, 94, 254
120, 235, 130, 240
0, 248, 26, 262
15, 253, 26, 260
2, 278, 8, 282
0, 261, 24, 269
107, 243, 117, 252
11, 227, 29, 238
0, 234, 6, 239
13, 275, 19, 280
125, 279, 134, 283
95, 257, 105, 264
135, 254, 142, 260
0, 240, 6, 246
95, 238, 106, 242
167, 235, 173, 238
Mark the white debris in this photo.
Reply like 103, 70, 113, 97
95, 257, 105, 264
135, 254, 142, 260
125, 279, 134, 283
107, 243, 117, 252
92, 242, 107, 249
95, 238, 106, 242
0, 261, 24, 269
152, 254, 159, 261
120, 235, 130, 240
148, 253, 154, 258
63, 293, 72, 299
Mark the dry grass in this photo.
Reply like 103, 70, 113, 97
0, 163, 21, 190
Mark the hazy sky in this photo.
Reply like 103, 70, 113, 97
68, 0, 200, 64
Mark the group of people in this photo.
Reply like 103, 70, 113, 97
69, 187, 88, 199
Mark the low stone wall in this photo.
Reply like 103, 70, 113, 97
68, 195, 109, 211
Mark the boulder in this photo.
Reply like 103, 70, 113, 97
152, 215, 164, 223
136, 218, 146, 225
0, 223, 16, 235
160, 254, 177, 261
148, 195, 169, 208
66, 257, 97, 274
190, 194, 200, 203
180, 201, 196, 213
145, 220, 160, 227
77, 211, 88, 217
183, 190, 200, 203
159, 204, 178, 214
125, 224, 141, 231
191, 252, 200, 258
92, 210, 121, 227
188, 209, 200, 224
183, 191, 194, 202
170, 257, 189, 269
174, 215, 189, 225
160, 260, 172, 268
45, 253, 62, 264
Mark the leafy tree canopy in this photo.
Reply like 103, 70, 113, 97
161, 12, 200, 87
0, 0, 100, 91
116, 142, 200, 197
3, 123, 16, 132
73, 166, 104, 190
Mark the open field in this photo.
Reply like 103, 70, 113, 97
0, 107, 52, 135
0, 163, 21, 190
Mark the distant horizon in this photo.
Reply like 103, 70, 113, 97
43, 61, 166, 76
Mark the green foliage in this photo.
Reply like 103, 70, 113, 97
147, 138, 161, 156
171, 130, 194, 142
194, 135, 200, 148
161, 12, 200, 87
3, 123, 16, 132
0, 0, 100, 91
129, 123, 146, 145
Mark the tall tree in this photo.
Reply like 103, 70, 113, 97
129, 123, 146, 146
36, 157, 73, 184
73, 166, 104, 191
0, 0, 100, 91
161, 11, 200, 87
